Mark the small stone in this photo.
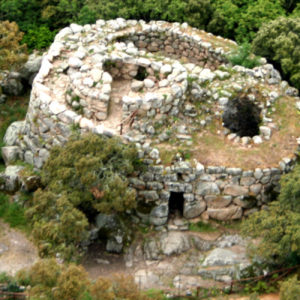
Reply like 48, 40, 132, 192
131, 80, 144, 91
68, 57, 83, 68
161, 64, 172, 74
253, 136, 263, 144
144, 79, 155, 88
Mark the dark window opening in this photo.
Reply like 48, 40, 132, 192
168, 192, 184, 217
134, 66, 148, 81
222, 97, 261, 137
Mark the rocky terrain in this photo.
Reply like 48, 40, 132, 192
0, 19, 299, 297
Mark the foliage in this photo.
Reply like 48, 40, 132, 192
280, 275, 300, 300
16, 259, 162, 300
252, 16, 300, 89
242, 164, 300, 265
53, 264, 90, 300
21, 25, 57, 51
17, 259, 89, 300
234, 0, 285, 42
26, 133, 140, 260
0, 21, 27, 71
208, 0, 287, 43
227, 42, 261, 69
0, 0, 299, 52
91, 275, 160, 300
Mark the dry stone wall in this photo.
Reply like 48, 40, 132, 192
2, 19, 300, 223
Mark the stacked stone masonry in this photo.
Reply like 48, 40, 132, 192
2, 19, 300, 224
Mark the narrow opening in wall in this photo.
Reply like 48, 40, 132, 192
168, 192, 184, 217
134, 66, 148, 81
222, 97, 261, 137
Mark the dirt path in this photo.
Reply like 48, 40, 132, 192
0, 221, 38, 276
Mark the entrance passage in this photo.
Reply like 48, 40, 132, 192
222, 97, 261, 137
168, 192, 184, 217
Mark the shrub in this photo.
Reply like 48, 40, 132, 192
252, 16, 300, 89
16, 259, 162, 300
242, 164, 300, 265
26, 133, 141, 260
227, 42, 261, 69
0, 21, 27, 71
280, 276, 300, 300
22, 25, 56, 51
17, 259, 90, 300
53, 264, 89, 300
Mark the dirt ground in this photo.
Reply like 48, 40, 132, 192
0, 221, 38, 276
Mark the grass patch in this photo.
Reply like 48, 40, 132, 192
0, 192, 28, 231
189, 221, 217, 233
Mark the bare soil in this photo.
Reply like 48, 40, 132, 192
159, 95, 300, 169
0, 221, 38, 276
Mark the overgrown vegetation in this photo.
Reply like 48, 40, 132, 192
252, 17, 300, 89
14, 259, 163, 300
280, 275, 300, 300
242, 163, 300, 266
26, 133, 141, 260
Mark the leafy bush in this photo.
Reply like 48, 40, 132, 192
228, 42, 261, 69
252, 16, 300, 89
91, 275, 158, 300
280, 276, 300, 300
26, 133, 141, 260
242, 164, 300, 265
16, 259, 162, 300
22, 25, 56, 51
0, 21, 27, 71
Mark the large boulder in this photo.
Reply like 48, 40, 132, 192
160, 231, 190, 256
20, 53, 43, 85
3, 121, 25, 146
207, 205, 243, 221
0, 72, 24, 96
1, 146, 20, 165
0, 165, 24, 192
149, 205, 168, 226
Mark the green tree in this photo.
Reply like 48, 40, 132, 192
252, 16, 300, 89
235, 0, 285, 42
207, 0, 240, 40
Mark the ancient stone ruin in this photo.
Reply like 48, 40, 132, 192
2, 18, 300, 224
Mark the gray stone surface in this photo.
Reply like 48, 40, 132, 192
4, 121, 25, 146
160, 232, 190, 255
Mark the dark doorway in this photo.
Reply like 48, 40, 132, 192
222, 97, 261, 137
168, 192, 184, 217
134, 66, 148, 81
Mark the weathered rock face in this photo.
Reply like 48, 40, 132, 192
3, 19, 299, 223
126, 232, 253, 293
94, 213, 126, 253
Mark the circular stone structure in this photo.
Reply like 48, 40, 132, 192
3, 19, 300, 222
